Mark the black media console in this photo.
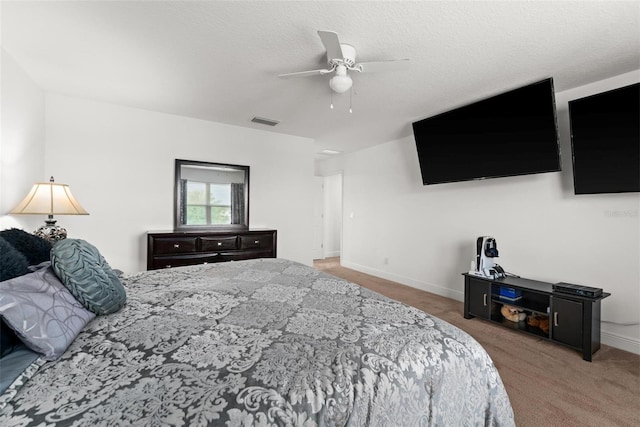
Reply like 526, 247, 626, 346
463, 273, 610, 361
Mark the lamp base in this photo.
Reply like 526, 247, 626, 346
34, 222, 67, 242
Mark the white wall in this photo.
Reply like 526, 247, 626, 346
43, 94, 315, 273
316, 70, 640, 354
0, 48, 46, 232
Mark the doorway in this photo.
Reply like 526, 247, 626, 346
313, 173, 343, 261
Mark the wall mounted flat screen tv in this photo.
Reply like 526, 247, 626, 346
412, 78, 560, 185
569, 82, 639, 195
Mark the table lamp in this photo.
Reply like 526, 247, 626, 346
9, 176, 89, 241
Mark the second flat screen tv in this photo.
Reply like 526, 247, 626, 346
569, 82, 639, 194
413, 78, 560, 185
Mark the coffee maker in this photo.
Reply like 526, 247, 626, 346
472, 236, 506, 279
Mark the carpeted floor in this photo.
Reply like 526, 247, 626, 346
314, 257, 640, 427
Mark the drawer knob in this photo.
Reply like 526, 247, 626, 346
173, 243, 180, 248
217, 242, 222, 246
254, 240, 259, 244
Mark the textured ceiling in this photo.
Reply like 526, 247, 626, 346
2, 1, 639, 157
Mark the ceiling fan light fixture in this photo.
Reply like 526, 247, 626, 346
329, 74, 353, 93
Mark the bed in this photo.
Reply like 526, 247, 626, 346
1, 254, 514, 426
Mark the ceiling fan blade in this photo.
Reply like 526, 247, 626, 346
356, 58, 410, 73
318, 30, 344, 60
277, 68, 333, 78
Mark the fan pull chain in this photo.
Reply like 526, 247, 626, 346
330, 91, 334, 110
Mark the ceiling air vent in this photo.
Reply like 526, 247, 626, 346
251, 116, 280, 126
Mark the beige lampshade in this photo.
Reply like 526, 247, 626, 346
10, 178, 89, 216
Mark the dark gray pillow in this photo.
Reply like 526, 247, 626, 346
1, 318, 23, 358
0, 237, 30, 282
0, 228, 52, 265
0, 238, 32, 360
0, 267, 95, 360
51, 239, 126, 315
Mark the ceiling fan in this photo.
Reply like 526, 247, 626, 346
278, 30, 409, 94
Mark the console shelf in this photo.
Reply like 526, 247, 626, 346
495, 316, 548, 338
463, 273, 610, 361
492, 293, 549, 314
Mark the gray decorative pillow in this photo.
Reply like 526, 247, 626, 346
0, 267, 95, 360
51, 239, 126, 315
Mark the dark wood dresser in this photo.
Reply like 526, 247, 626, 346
147, 229, 277, 270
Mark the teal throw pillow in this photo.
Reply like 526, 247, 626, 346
51, 239, 126, 315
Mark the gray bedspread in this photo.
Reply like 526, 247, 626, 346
1, 258, 514, 426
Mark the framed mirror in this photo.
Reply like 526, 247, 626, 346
174, 159, 249, 230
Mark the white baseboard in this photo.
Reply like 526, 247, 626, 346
324, 250, 340, 258
340, 260, 464, 302
602, 332, 640, 355
340, 260, 639, 355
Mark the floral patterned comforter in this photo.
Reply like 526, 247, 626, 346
1, 258, 514, 426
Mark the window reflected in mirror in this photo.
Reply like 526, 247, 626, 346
175, 159, 249, 230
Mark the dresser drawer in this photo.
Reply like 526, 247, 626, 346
220, 250, 274, 262
153, 237, 197, 254
152, 253, 220, 269
200, 236, 238, 251
239, 234, 274, 250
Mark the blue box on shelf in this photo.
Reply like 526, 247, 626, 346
499, 287, 522, 299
